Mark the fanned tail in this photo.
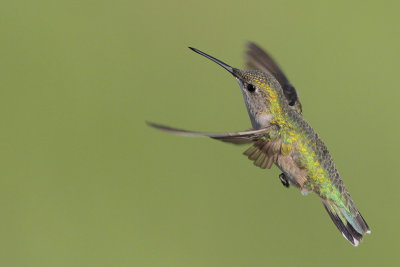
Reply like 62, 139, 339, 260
321, 198, 370, 246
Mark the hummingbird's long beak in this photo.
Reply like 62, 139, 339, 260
189, 47, 237, 77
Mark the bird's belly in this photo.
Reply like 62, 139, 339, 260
276, 155, 310, 194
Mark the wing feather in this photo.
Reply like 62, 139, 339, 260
147, 122, 271, 145
243, 138, 283, 169
245, 42, 302, 113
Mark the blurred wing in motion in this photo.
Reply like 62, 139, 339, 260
245, 42, 302, 113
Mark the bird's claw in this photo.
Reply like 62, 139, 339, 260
279, 173, 290, 188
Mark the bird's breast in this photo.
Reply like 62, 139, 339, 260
254, 113, 274, 128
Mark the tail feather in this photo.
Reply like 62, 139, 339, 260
321, 198, 370, 246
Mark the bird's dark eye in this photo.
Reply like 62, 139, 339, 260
247, 84, 256, 92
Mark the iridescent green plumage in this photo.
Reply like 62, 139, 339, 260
239, 68, 370, 246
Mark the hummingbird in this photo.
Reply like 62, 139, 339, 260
147, 43, 370, 246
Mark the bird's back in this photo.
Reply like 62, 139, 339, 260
281, 109, 348, 201
281, 110, 370, 245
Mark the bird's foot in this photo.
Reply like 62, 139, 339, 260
279, 173, 290, 188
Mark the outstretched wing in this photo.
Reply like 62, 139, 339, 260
148, 122, 285, 169
147, 122, 270, 144
245, 42, 302, 113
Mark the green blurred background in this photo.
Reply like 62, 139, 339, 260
1, 0, 399, 266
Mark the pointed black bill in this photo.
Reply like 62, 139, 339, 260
189, 47, 237, 76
